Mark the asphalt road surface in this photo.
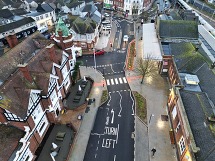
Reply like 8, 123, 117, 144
79, 15, 135, 161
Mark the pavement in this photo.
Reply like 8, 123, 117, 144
68, 16, 178, 161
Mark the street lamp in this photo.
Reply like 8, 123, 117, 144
149, 114, 154, 124
93, 48, 97, 70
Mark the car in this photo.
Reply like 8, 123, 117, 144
123, 35, 129, 42
95, 50, 105, 55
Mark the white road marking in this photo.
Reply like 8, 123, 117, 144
117, 91, 122, 117
111, 109, 114, 124
119, 78, 123, 84
123, 77, 127, 83
130, 91, 135, 116
106, 116, 110, 125
98, 140, 100, 144
111, 79, 114, 85
115, 78, 118, 84
107, 79, 110, 85
95, 154, 97, 158
114, 155, 116, 161
116, 124, 119, 143
96, 147, 98, 151
110, 64, 115, 73
107, 92, 111, 106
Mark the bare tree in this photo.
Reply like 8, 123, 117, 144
135, 54, 158, 84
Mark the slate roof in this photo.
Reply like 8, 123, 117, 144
180, 90, 215, 161
169, 43, 206, 73
0, 0, 23, 9
159, 20, 198, 39
0, 17, 35, 33
72, 17, 96, 34
66, 1, 83, 8
0, 124, 24, 161
80, 3, 96, 13
11, 8, 29, 16
0, 9, 13, 18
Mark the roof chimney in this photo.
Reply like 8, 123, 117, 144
46, 44, 57, 63
18, 63, 33, 83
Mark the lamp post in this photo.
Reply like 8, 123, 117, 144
149, 114, 154, 124
93, 48, 96, 70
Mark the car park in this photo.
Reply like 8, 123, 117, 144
95, 50, 105, 55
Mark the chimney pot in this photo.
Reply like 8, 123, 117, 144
18, 63, 33, 83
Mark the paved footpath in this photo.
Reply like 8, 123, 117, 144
125, 22, 178, 161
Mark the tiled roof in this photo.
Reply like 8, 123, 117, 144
159, 20, 198, 39
0, 124, 24, 161
0, 9, 13, 18
180, 90, 215, 161
0, 40, 65, 118
0, 17, 35, 33
0, 32, 48, 83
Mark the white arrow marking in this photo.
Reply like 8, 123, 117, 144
114, 155, 116, 161
111, 109, 114, 124
107, 92, 111, 106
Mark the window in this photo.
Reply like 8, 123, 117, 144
36, 17, 39, 21
172, 106, 177, 120
40, 15, 43, 19
39, 122, 45, 132
46, 14, 48, 18
175, 121, 180, 133
179, 136, 186, 155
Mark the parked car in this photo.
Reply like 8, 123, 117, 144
95, 50, 105, 55
123, 35, 129, 42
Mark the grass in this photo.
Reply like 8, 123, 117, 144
101, 90, 108, 104
133, 91, 147, 124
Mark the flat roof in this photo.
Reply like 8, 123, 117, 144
36, 124, 75, 161
142, 23, 162, 60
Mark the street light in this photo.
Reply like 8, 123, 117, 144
149, 114, 154, 124
93, 48, 97, 70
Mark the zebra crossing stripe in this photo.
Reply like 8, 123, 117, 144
111, 79, 114, 85
123, 77, 127, 83
107, 80, 110, 85
115, 78, 118, 84
119, 78, 123, 84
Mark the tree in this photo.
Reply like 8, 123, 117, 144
135, 54, 158, 84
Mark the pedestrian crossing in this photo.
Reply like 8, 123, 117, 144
106, 77, 127, 86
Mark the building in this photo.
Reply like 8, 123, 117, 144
0, 32, 77, 161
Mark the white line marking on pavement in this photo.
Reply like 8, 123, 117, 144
106, 79, 110, 85
115, 78, 118, 84
95, 154, 97, 158
119, 78, 123, 84
111, 109, 114, 124
96, 147, 98, 151
117, 91, 122, 117
107, 92, 111, 106
91, 133, 105, 136
114, 155, 116, 161
111, 79, 114, 85
130, 91, 135, 116
98, 140, 100, 144
123, 77, 127, 83
116, 124, 119, 144
110, 64, 115, 73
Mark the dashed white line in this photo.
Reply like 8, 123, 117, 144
115, 78, 119, 84
107, 79, 110, 85
119, 78, 123, 84
123, 77, 127, 83
111, 79, 114, 85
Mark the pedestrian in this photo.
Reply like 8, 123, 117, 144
151, 147, 156, 157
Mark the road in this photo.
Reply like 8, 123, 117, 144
78, 16, 135, 161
